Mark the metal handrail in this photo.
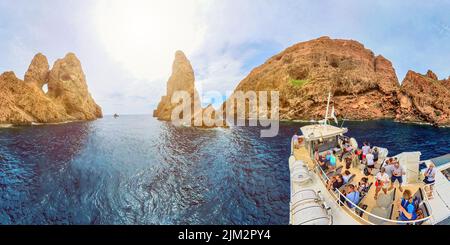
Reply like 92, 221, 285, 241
314, 159, 433, 225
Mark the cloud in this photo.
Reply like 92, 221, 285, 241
1, 0, 449, 115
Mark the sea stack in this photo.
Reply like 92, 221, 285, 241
0, 53, 102, 125
47, 53, 102, 120
153, 51, 200, 121
154, 51, 217, 126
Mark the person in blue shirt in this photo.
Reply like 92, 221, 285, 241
324, 150, 336, 171
398, 189, 417, 222
344, 184, 360, 208
324, 151, 331, 164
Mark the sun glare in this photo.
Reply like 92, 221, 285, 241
93, 0, 207, 81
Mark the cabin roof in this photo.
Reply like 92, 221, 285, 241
300, 124, 348, 141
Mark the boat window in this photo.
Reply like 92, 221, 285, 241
316, 138, 338, 153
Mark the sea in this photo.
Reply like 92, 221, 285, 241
0, 115, 449, 224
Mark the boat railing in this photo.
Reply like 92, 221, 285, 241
313, 160, 433, 225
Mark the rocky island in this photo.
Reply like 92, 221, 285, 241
0, 53, 102, 126
155, 37, 450, 126
153, 51, 217, 127
397, 70, 450, 126
153, 51, 201, 121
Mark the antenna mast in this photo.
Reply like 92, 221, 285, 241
324, 92, 331, 125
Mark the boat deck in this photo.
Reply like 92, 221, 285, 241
292, 145, 427, 225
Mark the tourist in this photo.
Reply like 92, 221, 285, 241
335, 175, 345, 190
416, 209, 425, 221
340, 142, 353, 160
315, 149, 328, 172
373, 147, 379, 165
314, 147, 320, 162
388, 161, 406, 192
366, 149, 375, 175
342, 170, 352, 184
324, 151, 332, 165
329, 150, 337, 171
375, 167, 390, 199
355, 148, 363, 161
362, 142, 371, 160
292, 134, 299, 149
398, 189, 417, 222
319, 158, 328, 172
327, 174, 344, 191
358, 177, 369, 193
344, 184, 360, 209
346, 143, 353, 153
344, 156, 352, 169
386, 157, 393, 164
423, 163, 437, 193
385, 157, 393, 166
384, 158, 395, 176
393, 157, 399, 164
423, 163, 437, 185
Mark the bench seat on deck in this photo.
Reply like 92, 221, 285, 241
367, 189, 396, 224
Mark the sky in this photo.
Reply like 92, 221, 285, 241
0, 0, 449, 115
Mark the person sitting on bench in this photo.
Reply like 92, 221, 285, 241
398, 189, 417, 222
327, 174, 344, 191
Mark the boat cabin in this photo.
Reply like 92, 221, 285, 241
300, 124, 348, 158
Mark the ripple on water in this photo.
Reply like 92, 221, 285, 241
0, 117, 449, 224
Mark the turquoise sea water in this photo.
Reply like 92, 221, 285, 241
0, 116, 449, 224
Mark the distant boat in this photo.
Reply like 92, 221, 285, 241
113, 114, 119, 119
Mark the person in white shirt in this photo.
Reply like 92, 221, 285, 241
423, 163, 437, 192
365, 150, 375, 175
423, 163, 437, 184
357, 177, 369, 193
384, 158, 397, 177
361, 142, 370, 159
388, 161, 406, 192
375, 167, 390, 199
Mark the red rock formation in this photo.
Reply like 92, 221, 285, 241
47, 53, 102, 120
226, 36, 401, 121
0, 53, 102, 125
426, 70, 438, 80
155, 37, 449, 127
24, 53, 49, 88
153, 51, 200, 121
397, 70, 450, 126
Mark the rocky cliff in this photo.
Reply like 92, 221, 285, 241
0, 53, 102, 125
153, 51, 199, 121
225, 36, 449, 126
155, 37, 449, 127
226, 36, 401, 121
397, 70, 450, 126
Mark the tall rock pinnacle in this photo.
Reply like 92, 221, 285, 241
48, 53, 103, 120
153, 51, 201, 121
24, 53, 49, 88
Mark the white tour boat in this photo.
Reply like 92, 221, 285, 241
289, 93, 450, 225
